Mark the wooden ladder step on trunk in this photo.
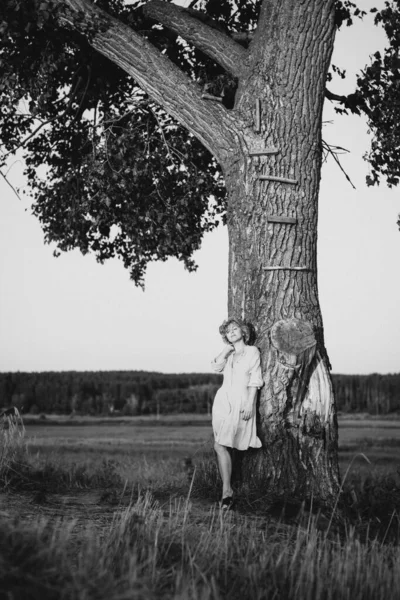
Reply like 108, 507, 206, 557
259, 175, 298, 184
263, 266, 311, 271
249, 148, 279, 156
267, 216, 297, 224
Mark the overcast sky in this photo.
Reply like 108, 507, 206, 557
0, 0, 399, 375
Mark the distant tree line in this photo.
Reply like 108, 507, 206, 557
0, 371, 399, 416
0, 371, 222, 416
332, 373, 400, 415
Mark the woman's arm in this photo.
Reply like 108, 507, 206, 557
211, 345, 234, 372
241, 347, 263, 420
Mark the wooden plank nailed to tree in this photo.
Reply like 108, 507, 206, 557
249, 147, 279, 156
255, 98, 261, 132
259, 175, 298, 184
264, 266, 310, 271
267, 216, 297, 224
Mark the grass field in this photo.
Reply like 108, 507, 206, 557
2, 414, 400, 599
15, 414, 400, 514
21, 414, 400, 478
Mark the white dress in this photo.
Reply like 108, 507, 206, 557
211, 345, 263, 450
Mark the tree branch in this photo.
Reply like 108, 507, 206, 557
56, 0, 236, 165
325, 88, 347, 103
0, 167, 21, 200
0, 89, 73, 162
322, 140, 356, 189
1, 114, 60, 161
142, 0, 247, 78
325, 87, 371, 117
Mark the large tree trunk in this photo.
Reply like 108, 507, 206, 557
223, 0, 340, 504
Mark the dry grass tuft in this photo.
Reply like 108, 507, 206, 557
0, 410, 126, 491
0, 407, 27, 484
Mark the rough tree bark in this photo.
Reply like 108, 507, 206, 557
55, 0, 340, 504
224, 0, 341, 503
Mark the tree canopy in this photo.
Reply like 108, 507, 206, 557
0, 0, 399, 285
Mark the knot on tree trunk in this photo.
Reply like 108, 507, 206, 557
262, 319, 333, 428
269, 318, 317, 422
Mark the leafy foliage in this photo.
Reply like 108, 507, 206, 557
0, 0, 228, 285
0, 0, 400, 282
357, 1, 400, 187
334, 0, 366, 28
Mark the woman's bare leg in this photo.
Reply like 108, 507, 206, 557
214, 441, 233, 499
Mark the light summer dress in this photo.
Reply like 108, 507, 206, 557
211, 345, 263, 450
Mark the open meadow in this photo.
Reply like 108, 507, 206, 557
19, 413, 400, 482
2, 414, 400, 599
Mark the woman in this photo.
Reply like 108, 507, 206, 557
211, 317, 263, 509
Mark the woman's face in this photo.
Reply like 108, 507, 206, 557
226, 323, 243, 344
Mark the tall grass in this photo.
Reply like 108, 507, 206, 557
0, 410, 127, 492
2, 416, 400, 598
2, 491, 400, 599
0, 408, 27, 484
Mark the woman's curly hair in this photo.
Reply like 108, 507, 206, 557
219, 317, 256, 346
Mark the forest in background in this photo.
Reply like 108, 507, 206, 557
0, 371, 399, 416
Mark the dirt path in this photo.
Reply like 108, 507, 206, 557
0, 490, 128, 533
0, 488, 219, 534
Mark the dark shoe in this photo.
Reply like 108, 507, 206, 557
220, 496, 234, 511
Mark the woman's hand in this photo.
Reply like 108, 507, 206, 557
222, 344, 234, 358
240, 402, 253, 421
212, 345, 234, 369
241, 387, 257, 421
